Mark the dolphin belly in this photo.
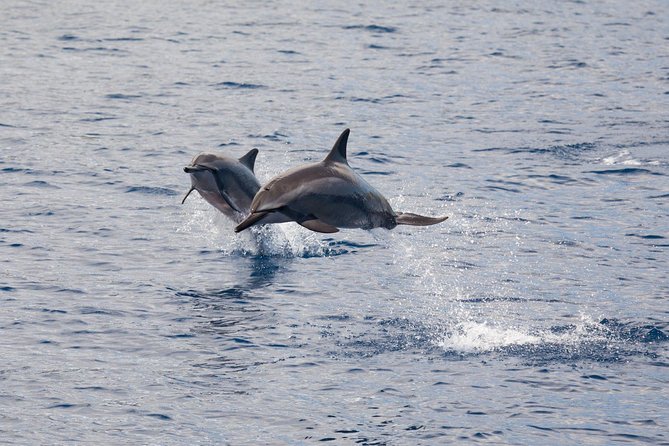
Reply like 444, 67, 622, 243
289, 191, 396, 229
188, 171, 239, 219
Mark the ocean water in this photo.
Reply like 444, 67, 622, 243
1, 1, 668, 444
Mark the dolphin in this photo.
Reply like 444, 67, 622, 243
182, 149, 262, 223
234, 129, 448, 233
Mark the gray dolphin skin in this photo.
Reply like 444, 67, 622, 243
182, 149, 262, 223
234, 129, 448, 233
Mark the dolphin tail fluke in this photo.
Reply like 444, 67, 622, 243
181, 186, 196, 204
395, 212, 448, 226
235, 211, 270, 233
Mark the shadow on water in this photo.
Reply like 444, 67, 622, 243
240, 254, 285, 289
169, 254, 291, 372
174, 253, 285, 305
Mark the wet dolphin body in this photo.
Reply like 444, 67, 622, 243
234, 129, 448, 233
182, 149, 264, 223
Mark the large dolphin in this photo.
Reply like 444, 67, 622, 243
234, 129, 448, 233
182, 149, 262, 222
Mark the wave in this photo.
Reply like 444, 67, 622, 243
474, 142, 597, 159
342, 24, 398, 33
211, 81, 267, 90
589, 167, 661, 176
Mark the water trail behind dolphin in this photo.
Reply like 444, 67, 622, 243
379, 204, 667, 361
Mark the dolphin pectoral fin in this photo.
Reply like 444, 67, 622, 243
395, 212, 449, 226
298, 218, 340, 233
218, 189, 243, 213
181, 186, 196, 204
235, 211, 270, 233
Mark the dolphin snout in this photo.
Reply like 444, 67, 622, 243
184, 165, 207, 173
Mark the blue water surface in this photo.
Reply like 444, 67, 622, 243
1, 1, 668, 444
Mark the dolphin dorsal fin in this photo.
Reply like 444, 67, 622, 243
239, 148, 259, 172
324, 129, 350, 164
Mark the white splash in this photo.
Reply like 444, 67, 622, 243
441, 321, 542, 353
178, 198, 348, 258
601, 150, 663, 166
437, 314, 606, 353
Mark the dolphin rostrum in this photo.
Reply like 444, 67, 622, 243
234, 129, 448, 233
182, 149, 262, 223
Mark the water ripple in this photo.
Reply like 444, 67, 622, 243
125, 186, 178, 195
212, 81, 267, 90
342, 24, 398, 33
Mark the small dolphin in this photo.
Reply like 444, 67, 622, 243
234, 129, 448, 233
182, 149, 261, 222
